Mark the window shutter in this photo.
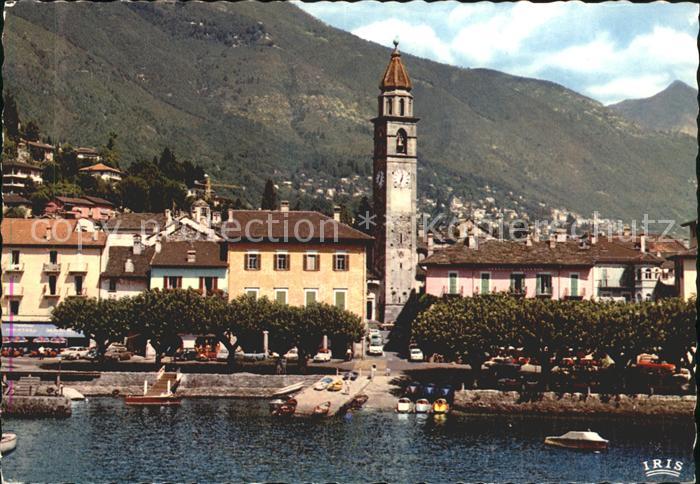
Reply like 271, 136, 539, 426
345, 254, 349, 271
199, 277, 204, 291
303, 254, 308, 271
163, 277, 168, 289
244, 255, 248, 271
316, 254, 321, 272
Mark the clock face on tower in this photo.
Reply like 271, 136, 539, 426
392, 169, 411, 188
375, 170, 385, 188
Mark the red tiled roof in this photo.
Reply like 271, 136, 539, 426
26, 140, 54, 150
151, 241, 227, 268
380, 45, 412, 91
1, 219, 106, 247
54, 196, 94, 206
82, 196, 115, 207
219, 210, 373, 243
101, 245, 155, 279
79, 162, 122, 174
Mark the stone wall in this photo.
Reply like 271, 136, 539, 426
2, 395, 72, 417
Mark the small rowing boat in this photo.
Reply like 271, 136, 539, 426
432, 398, 449, 415
1, 433, 17, 455
544, 431, 609, 451
397, 397, 413, 414
313, 401, 331, 416
415, 398, 431, 414
271, 381, 305, 397
350, 394, 369, 409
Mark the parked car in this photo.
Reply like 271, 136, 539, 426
314, 376, 335, 391
313, 349, 332, 362
369, 335, 383, 347
60, 346, 90, 360
284, 347, 299, 361
367, 344, 384, 356
409, 347, 424, 362
635, 354, 675, 373
367, 328, 381, 341
175, 349, 200, 361
105, 344, 132, 361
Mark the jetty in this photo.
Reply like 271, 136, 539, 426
293, 371, 371, 417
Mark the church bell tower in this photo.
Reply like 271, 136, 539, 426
372, 41, 418, 322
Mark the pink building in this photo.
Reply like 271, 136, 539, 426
44, 196, 116, 221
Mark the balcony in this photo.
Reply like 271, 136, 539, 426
67, 262, 89, 274
2, 263, 25, 273
441, 285, 464, 297
536, 288, 553, 299
42, 263, 62, 273
65, 287, 88, 298
2, 284, 23, 298
563, 287, 586, 300
42, 285, 61, 298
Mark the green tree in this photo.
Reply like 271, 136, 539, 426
261, 179, 277, 210
23, 121, 41, 141
100, 132, 120, 168
4, 94, 20, 139
352, 196, 373, 235
119, 176, 150, 212
4, 207, 27, 218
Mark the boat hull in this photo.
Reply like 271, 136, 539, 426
124, 395, 182, 406
397, 403, 412, 413
1, 433, 17, 455
544, 437, 608, 451
415, 403, 431, 414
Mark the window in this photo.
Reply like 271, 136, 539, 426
275, 252, 289, 271
386, 97, 392, 115
510, 273, 525, 293
9, 300, 20, 316
399, 98, 405, 116
570, 274, 579, 297
108, 278, 117, 293
200, 277, 218, 293
245, 252, 260, 271
396, 129, 407, 154
305, 289, 318, 306
304, 252, 319, 271
164, 276, 182, 289
334, 289, 347, 310
11, 250, 20, 265
480, 273, 491, 295
49, 250, 58, 264
275, 288, 288, 305
48, 275, 57, 295
448, 272, 458, 295
537, 274, 552, 295
75, 275, 84, 295
245, 288, 259, 299
333, 252, 348, 271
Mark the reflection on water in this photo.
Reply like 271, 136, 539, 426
2, 398, 694, 483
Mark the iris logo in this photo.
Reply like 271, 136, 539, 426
642, 459, 683, 478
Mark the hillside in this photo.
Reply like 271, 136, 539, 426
609, 81, 698, 137
3, 1, 696, 222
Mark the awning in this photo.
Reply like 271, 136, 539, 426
1, 323, 85, 339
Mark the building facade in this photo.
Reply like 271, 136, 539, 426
2, 160, 43, 195
149, 240, 228, 295
372, 41, 418, 322
78, 162, 123, 183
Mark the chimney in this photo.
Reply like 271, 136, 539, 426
280, 200, 289, 213
333, 205, 341, 222
623, 225, 631, 238
227, 208, 234, 221
133, 234, 143, 255
555, 228, 567, 243
590, 232, 598, 245
549, 235, 556, 249
155, 240, 162, 253
124, 258, 134, 273
165, 209, 172, 225
531, 227, 540, 242
212, 211, 222, 225
525, 235, 533, 247
427, 232, 434, 257
187, 249, 196, 263
640, 235, 646, 253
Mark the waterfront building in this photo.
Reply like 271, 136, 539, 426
422, 234, 663, 301
2, 160, 43, 194
1, 218, 105, 340
100, 236, 155, 299
372, 41, 418, 322
149, 240, 228, 296
668, 220, 697, 301
220, 206, 372, 318
78, 162, 123, 183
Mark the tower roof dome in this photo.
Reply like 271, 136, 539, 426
380, 41, 412, 92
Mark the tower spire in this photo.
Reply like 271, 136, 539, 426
380, 40, 412, 92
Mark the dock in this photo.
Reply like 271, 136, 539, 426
293, 371, 372, 417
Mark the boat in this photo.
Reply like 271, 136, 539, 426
272, 399, 297, 417
405, 382, 421, 398
349, 371, 359, 381
1, 433, 17, 455
350, 394, 368, 409
438, 385, 454, 400
423, 383, 436, 398
269, 398, 287, 413
415, 398, 431, 414
271, 381, 304, 397
313, 401, 331, 416
544, 431, 609, 451
396, 397, 413, 413
432, 398, 449, 414
124, 394, 182, 406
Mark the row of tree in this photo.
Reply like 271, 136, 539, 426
51, 289, 364, 369
411, 294, 696, 389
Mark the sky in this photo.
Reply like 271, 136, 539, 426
296, 1, 699, 105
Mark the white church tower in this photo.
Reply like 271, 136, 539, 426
372, 41, 418, 322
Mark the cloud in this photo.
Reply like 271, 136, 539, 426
351, 18, 454, 64
587, 74, 672, 104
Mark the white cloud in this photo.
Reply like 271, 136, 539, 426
587, 74, 672, 104
352, 18, 454, 64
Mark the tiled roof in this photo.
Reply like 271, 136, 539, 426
75, 147, 99, 155
54, 196, 94, 206
103, 213, 169, 232
612, 234, 687, 256
151, 240, 227, 268
421, 238, 662, 267
26, 140, 54, 150
82, 196, 115, 207
380, 45, 412, 91
668, 247, 698, 259
3, 194, 31, 205
219, 210, 373, 243
101, 245, 155, 279
79, 162, 122, 174
1, 219, 106, 247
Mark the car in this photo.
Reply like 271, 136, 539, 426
105, 344, 132, 361
368, 344, 384, 356
283, 347, 299, 361
314, 376, 335, 391
215, 346, 229, 362
60, 346, 90, 360
85, 348, 100, 361
367, 328, 381, 341
313, 349, 332, 362
408, 347, 424, 362
327, 380, 344, 392
369, 335, 383, 346
636, 354, 675, 373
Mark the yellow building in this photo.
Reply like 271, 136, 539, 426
221, 208, 372, 318
1, 219, 106, 339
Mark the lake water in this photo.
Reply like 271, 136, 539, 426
2, 398, 694, 483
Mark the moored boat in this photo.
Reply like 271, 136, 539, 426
124, 394, 182, 406
405, 382, 421, 398
544, 431, 609, 451
313, 401, 331, 416
1, 433, 17, 455
396, 397, 413, 413
423, 383, 436, 398
432, 398, 449, 415
269, 398, 287, 413
350, 394, 368, 409
415, 398, 431, 414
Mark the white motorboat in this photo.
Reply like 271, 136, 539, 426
1, 433, 17, 455
544, 431, 609, 451
396, 397, 413, 413
414, 398, 431, 414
